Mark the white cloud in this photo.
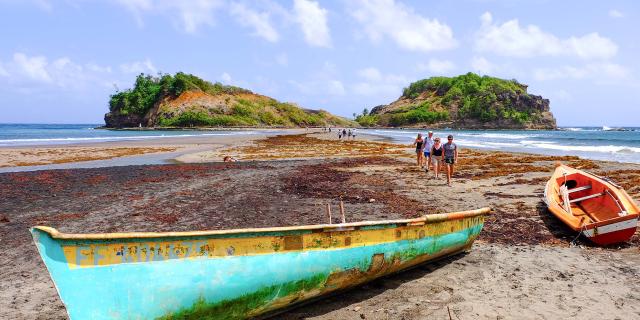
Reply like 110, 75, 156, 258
0, 63, 8, 77
119, 59, 157, 74
86, 63, 112, 73
349, 0, 456, 52
470, 56, 493, 74
417, 58, 455, 74
220, 72, 232, 83
358, 67, 382, 81
327, 80, 345, 95
353, 67, 408, 96
293, 0, 331, 47
2, 53, 115, 90
533, 63, 629, 81
476, 12, 618, 60
13, 53, 52, 83
114, 0, 224, 33
229, 2, 279, 42
291, 79, 346, 96
291, 61, 345, 96
609, 9, 624, 18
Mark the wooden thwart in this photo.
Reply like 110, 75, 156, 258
568, 185, 592, 193
569, 192, 605, 204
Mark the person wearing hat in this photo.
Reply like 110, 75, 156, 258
423, 131, 435, 170
443, 134, 458, 186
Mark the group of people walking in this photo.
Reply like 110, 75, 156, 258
413, 131, 458, 186
336, 128, 356, 140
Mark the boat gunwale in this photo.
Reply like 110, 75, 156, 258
31, 207, 491, 240
544, 165, 639, 231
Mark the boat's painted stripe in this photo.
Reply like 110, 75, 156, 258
582, 218, 638, 237
32, 220, 483, 320
32, 208, 491, 240
52, 216, 484, 269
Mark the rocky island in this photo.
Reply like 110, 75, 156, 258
356, 73, 557, 129
104, 73, 355, 128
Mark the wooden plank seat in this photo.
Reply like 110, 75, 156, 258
568, 185, 592, 193
569, 192, 606, 204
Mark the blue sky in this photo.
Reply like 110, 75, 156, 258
0, 0, 638, 126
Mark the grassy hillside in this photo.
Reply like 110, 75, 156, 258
106, 73, 355, 128
357, 72, 555, 129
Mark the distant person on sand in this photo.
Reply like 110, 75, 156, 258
338, 130, 342, 139
431, 137, 443, 178
423, 131, 435, 170
443, 135, 458, 186
412, 133, 425, 167
342, 129, 347, 138
352, 129, 357, 139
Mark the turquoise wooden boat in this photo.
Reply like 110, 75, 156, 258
31, 207, 490, 319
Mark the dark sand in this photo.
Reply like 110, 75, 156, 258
1, 133, 639, 319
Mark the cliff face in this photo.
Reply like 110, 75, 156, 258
104, 73, 355, 128
361, 73, 556, 129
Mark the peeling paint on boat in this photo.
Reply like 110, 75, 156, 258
31, 208, 489, 320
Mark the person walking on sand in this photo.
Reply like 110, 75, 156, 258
423, 131, 435, 170
443, 134, 458, 186
411, 133, 425, 167
430, 137, 443, 178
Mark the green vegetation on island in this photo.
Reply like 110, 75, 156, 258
105, 73, 355, 128
356, 72, 556, 129
109, 73, 249, 118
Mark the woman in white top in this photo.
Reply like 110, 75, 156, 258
423, 131, 435, 169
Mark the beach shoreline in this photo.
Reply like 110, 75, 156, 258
1, 131, 639, 319
0, 129, 308, 171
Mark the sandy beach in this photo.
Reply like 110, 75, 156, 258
0, 129, 303, 171
1, 131, 639, 319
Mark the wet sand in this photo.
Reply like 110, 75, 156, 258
0, 128, 304, 170
1, 132, 639, 319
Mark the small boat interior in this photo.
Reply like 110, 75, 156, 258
554, 172, 628, 225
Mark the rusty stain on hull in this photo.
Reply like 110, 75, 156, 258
31, 207, 490, 320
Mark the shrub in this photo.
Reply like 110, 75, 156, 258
109, 72, 251, 117
355, 114, 379, 127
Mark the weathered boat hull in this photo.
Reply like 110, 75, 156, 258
31, 208, 489, 319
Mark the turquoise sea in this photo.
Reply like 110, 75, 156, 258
360, 127, 640, 164
0, 123, 262, 146
1, 124, 639, 164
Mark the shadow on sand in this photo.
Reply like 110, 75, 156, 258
537, 200, 635, 249
274, 252, 468, 319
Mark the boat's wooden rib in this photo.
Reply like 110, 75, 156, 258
31, 207, 490, 320
544, 164, 639, 245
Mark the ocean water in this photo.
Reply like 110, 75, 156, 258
0, 123, 263, 147
360, 127, 640, 164
1, 124, 640, 164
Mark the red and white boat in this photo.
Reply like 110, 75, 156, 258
544, 164, 639, 245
